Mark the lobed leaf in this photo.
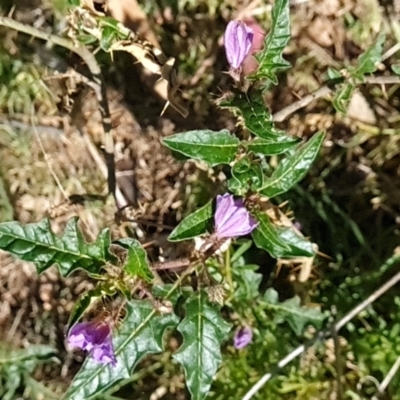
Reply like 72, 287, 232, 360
232, 264, 262, 301
252, 0, 291, 83
0, 217, 116, 276
163, 130, 240, 166
262, 288, 326, 335
168, 201, 213, 242
258, 132, 325, 198
173, 292, 231, 400
65, 300, 179, 400
116, 237, 153, 283
222, 91, 286, 140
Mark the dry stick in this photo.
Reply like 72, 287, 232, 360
0, 16, 119, 204
242, 266, 400, 400
371, 356, 400, 400
272, 75, 400, 122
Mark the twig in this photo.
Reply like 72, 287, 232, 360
242, 265, 400, 400
0, 16, 118, 203
272, 75, 400, 122
372, 356, 400, 400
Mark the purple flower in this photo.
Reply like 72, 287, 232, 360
67, 320, 116, 366
224, 20, 254, 69
214, 194, 258, 239
234, 326, 253, 349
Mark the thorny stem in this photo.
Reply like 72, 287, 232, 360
0, 16, 118, 204
243, 255, 400, 400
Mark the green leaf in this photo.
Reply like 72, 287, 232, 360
251, 212, 290, 257
231, 239, 253, 263
258, 132, 325, 198
246, 136, 299, 156
116, 238, 153, 283
332, 83, 354, 114
173, 292, 231, 400
0, 345, 59, 366
169, 201, 213, 242
221, 91, 286, 140
228, 158, 264, 195
65, 300, 179, 400
67, 284, 117, 330
392, 64, 400, 75
326, 67, 342, 81
253, 0, 291, 83
163, 130, 240, 166
232, 264, 262, 301
0, 217, 116, 276
353, 34, 385, 80
275, 227, 316, 258
262, 288, 326, 335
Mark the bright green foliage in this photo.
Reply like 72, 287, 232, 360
253, 219, 316, 259
274, 227, 316, 258
65, 300, 179, 400
253, 0, 291, 83
116, 237, 153, 283
221, 91, 283, 140
232, 263, 262, 301
163, 130, 240, 167
262, 288, 326, 335
0, 217, 116, 276
258, 132, 325, 198
173, 292, 231, 400
169, 200, 213, 241
246, 136, 299, 156
252, 212, 290, 257
229, 157, 264, 195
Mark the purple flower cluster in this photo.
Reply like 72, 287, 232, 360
214, 194, 257, 239
68, 320, 116, 366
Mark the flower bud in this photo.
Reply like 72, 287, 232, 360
234, 326, 253, 349
224, 21, 254, 70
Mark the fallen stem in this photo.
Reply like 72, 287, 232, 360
272, 75, 400, 122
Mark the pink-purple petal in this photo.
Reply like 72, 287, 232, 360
67, 320, 116, 366
224, 21, 254, 69
214, 194, 258, 239
234, 326, 253, 349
